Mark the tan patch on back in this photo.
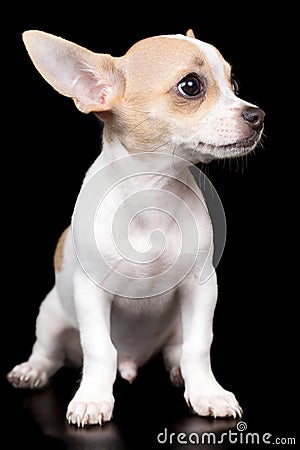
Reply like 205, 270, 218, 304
54, 226, 69, 272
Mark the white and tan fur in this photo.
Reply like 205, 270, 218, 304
7, 29, 264, 426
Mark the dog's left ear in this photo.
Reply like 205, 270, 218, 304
22, 30, 124, 114
186, 29, 195, 38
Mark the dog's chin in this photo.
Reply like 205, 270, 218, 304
197, 132, 262, 163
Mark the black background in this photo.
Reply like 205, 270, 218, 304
3, 3, 297, 449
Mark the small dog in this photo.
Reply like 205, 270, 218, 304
8, 29, 264, 426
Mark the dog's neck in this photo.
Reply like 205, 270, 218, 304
85, 134, 193, 194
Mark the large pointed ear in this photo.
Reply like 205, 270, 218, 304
22, 30, 124, 114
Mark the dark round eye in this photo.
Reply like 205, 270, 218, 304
178, 73, 203, 97
231, 76, 239, 95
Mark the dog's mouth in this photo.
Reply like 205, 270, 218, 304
198, 130, 263, 159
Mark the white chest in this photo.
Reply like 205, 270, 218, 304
72, 158, 213, 299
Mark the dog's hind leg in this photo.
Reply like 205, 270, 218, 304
7, 286, 71, 389
162, 323, 184, 387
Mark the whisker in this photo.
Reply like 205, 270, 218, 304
123, 140, 172, 154
121, 105, 152, 115
154, 141, 172, 151
127, 117, 151, 135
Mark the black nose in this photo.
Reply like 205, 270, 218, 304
242, 106, 265, 131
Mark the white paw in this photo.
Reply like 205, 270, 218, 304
186, 390, 242, 419
7, 362, 49, 389
67, 397, 115, 427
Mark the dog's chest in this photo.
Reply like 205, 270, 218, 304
95, 204, 181, 278
76, 171, 212, 297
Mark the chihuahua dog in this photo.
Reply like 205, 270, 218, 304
8, 29, 264, 426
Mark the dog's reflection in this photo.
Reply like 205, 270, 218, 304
166, 416, 239, 449
21, 378, 238, 450
22, 383, 126, 449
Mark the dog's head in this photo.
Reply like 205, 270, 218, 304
23, 29, 264, 162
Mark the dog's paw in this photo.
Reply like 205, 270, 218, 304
186, 390, 242, 419
7, 362, 49, 389
67, 397, 115, 427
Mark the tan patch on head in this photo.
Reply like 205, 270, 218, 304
120, 37, 208, 95
109, 36, 225, 153
54, 226, 69, 272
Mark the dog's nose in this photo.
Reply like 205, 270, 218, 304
242, 106, 265, 131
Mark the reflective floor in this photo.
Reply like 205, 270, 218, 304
4, 356, 296, 450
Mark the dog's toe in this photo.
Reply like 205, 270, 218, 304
187, 390, 242, 419
66, 399, 114, 427
7, 362, 48, 389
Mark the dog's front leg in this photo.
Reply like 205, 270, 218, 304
67, 270, 117, 426
180, 271, 242, 418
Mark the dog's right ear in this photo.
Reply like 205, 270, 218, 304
186, 29, 195, 38
22, 30, 124, 114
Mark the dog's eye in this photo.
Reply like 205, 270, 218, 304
231, 76, 239, 95
178, 74, 203, 97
